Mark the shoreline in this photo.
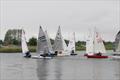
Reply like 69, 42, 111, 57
0, 46, 113, 53
0, 46, 36, 53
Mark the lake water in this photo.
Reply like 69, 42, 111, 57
0, 51, 120, 80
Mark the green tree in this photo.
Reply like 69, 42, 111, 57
104, 41, 113, 50
4, 29, 22, 45
12, 39, 19, 45
0, 40, 3, 47
0, 40, 3, 44
28, 37, 37, 46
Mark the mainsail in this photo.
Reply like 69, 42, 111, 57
116, 40, 120, 52
53, 26, 68, 55
44, 31, 54, 54
86, 28, 106, 54
53, 26, 64, 51
21, 29, 29, 56
93, 29, 106, 53
67, 32, 76, 54
37, 26, 52, 55
114, 31, 120, 52
86, 31, 94, 55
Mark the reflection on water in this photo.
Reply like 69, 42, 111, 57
0, 52, 120, 80
36, 56, 120, 80
37, 59, 48, 80
114, 60, 120, 80
37, 58, 63, 80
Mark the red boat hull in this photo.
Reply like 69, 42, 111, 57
84, 54, 108, 59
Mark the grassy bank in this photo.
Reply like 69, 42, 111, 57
0, 46, 36, 53
0, 45, 113, 53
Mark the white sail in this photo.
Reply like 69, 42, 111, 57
21, 30, 29, 56
53, 26, 68, 56
53, 26, 63, 51
86, 31, 94, 55
62, 37, 68, 55
67, 32, 76, 54
111, 31, 120, 59
93, 30, 106, 53
86, 28, 106, 55
37, 26, 51, 55
44, 31, 54, 54
116, 40, 120, 52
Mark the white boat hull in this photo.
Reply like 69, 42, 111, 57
31, 56, 52, 59
111, 56, 120, 59
57, 51, 70, 57
57, 54, 70, 57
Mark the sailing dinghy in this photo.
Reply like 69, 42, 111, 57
21, 29, 31, 58
84, 28, 108, 58
53, 26, 69, 56
67, 32, 77, 56
32, 26, 53, 59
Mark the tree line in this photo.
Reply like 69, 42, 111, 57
0, 29, 114, 50
0, 37, 114, 50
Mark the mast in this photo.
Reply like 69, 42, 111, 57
73, 32, 76, 49
72, 32, 76, 51
93, 27, 96, 53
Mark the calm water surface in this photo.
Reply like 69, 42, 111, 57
0, 51, 120, 80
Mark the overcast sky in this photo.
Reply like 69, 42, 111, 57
0, 0, 120, 41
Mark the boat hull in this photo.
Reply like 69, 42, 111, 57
23, 51, 31, 58
57, 54, 70, 57
84, 54, 108, 59
70, 53, 77, 56
31, 56, 52, 59
111, 56, 120, 59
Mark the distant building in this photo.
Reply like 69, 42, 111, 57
114, 31, 120, 52
4, 29, 22, 45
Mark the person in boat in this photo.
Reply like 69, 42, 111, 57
40, 47, 52, 57
96, 52, 102, 56
54, 51, 58, 56
71, 50, 75, 54
24, 51, 31, 58
113, 53, 120, 56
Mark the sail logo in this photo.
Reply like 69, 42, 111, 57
56, 35, 61, 40
39, 36, 46, 42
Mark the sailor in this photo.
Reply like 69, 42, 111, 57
71, 50, 75, 54
96, 52, 102, 56
25, 51, 31, 58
